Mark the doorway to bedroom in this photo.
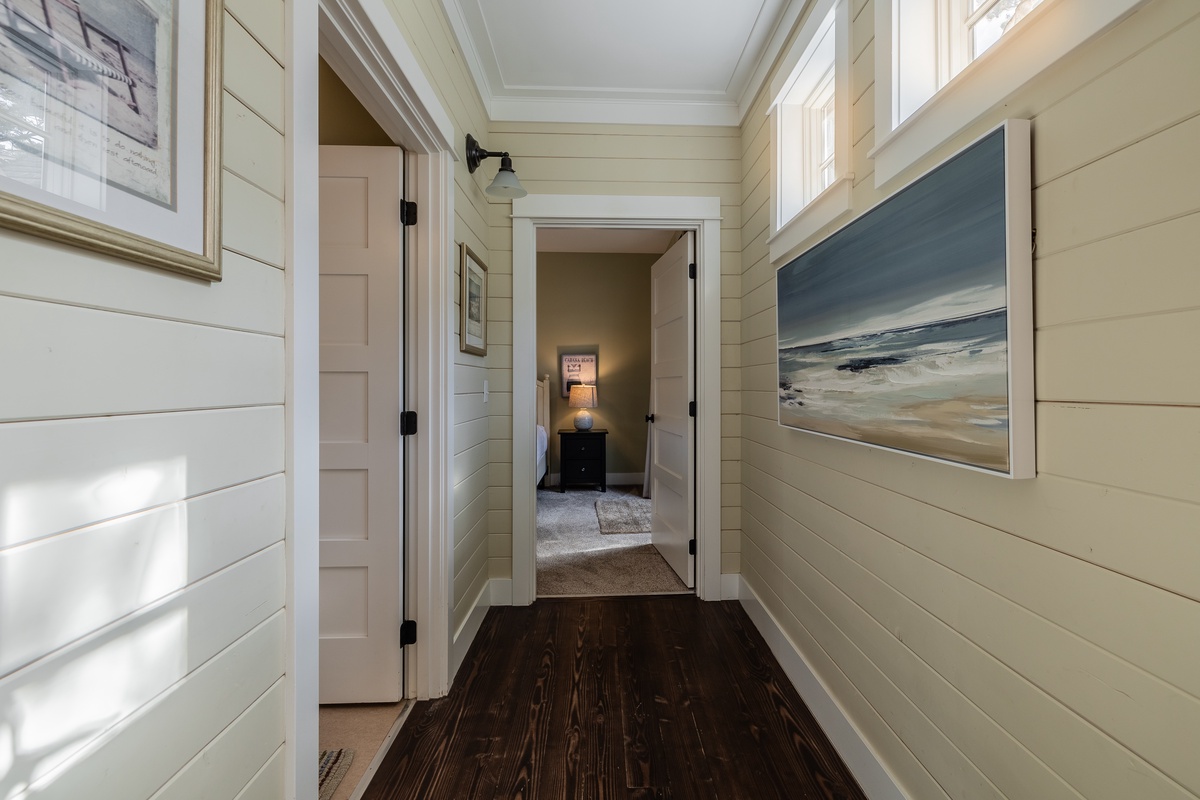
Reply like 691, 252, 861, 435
533, 228, 693, 597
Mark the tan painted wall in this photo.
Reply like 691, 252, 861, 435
319, 57, 392, 146
536, 252, 655, 478
0, 3, 290, 796
739, 1, 1200, 798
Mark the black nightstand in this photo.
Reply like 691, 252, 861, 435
558, 429, 607, 492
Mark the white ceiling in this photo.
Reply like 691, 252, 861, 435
441, 0, 806, 126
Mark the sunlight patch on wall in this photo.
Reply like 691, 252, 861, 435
1, 608, 188, 798
2, 457, 187, 548
0, 501, 189, 676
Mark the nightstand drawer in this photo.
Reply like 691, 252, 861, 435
562, 459, 603, 482
562, 436, 604, 459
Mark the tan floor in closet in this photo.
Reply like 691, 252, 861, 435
319, 701, 408, 800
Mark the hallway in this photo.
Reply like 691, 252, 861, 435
362, 595, 866, 799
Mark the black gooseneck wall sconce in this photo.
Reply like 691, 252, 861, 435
465, 133, 528, 198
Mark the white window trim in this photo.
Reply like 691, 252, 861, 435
871, 0, 1149, 187
766, 0, 853, 266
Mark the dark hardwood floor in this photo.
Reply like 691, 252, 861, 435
364, 595, 866, 800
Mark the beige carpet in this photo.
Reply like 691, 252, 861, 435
319, 701, 407, 800
537, 486, 689, 596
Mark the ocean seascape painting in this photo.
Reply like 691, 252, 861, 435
776, 123, 1033, 476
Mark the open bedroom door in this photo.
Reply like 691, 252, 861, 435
648, 232, 695, 588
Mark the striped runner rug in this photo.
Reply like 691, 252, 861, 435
318, 749, 355, 800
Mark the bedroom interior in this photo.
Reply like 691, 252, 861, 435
534, 247, 687, 596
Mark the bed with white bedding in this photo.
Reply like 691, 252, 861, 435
536, 374, 550, 486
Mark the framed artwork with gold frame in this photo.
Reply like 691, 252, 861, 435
0, 0, 223, 280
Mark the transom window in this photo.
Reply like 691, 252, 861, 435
893, 0, 1047, 128
766, 0, 852, 263
968, 0, 1046, 61
776, 7, 836, 224
872, 0, 1145, 186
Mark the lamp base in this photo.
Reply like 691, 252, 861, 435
573, 409, 594, 430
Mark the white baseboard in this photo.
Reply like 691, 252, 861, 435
490, 577, 513, 606
720, 573, 740, 599
545, 472, 645, 488
450, 578, 513, 683
738, 576, 907, 800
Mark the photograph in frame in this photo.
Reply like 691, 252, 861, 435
776, 121, 1034, 477
459, 242, 488, 356
0, 0, 221, 279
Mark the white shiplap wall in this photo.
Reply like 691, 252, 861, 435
739, 1, 1200, 798
0, 4, 289, 798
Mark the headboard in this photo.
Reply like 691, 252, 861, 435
536, 373, 550, 431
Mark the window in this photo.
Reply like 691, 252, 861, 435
968, 0, 1046, 60
893, 0, 1047, 128
767, 0, 851, 264
873, 0, 1148, 185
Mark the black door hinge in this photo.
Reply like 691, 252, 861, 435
401, 201, 418, 226
688, 401, 696, 418
400, 410, 418, 436
688, 262, 696, 279
400, 619, 417, 646
688, 539, 696, 555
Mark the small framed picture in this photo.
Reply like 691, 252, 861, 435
459, 242, 488, 355
560, 353, 597, 397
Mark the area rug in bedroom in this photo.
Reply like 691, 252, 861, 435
537, 487, 687, 596
595, 495, 651, 533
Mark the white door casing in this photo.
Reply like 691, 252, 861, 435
318, 145, 404, 703
292, 4, 455, 794
510, 195, 723, 605
649, 233, 695, 587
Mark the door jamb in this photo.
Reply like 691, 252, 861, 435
510, 195, 723, 605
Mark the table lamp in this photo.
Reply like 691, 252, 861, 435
568, 384, 598, 430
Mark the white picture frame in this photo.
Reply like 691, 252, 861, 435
776, 120, 1034, 478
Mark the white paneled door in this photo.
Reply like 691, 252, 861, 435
649, 233, 695, 588
318, 146, 405, 703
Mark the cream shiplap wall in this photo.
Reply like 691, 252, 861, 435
739, 1, 1200, 798
483, 121, 745, 580
0, 4, 288, 798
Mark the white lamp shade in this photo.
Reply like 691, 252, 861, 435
486, 167, 527, 198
